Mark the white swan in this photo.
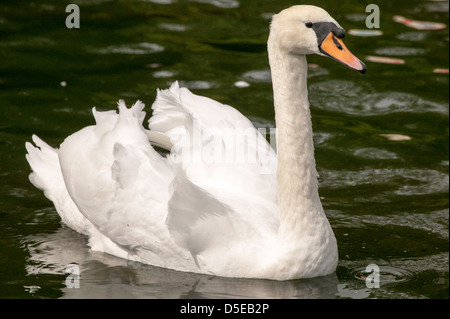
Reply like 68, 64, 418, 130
26, 5, 365, 280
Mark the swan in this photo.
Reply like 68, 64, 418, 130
25, 5, 366, 280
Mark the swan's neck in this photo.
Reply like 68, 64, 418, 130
268, 41, 325, 239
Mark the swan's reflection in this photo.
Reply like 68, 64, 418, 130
26, 227, 339, 299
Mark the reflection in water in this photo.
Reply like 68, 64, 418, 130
27, 225, 441, 299
25, 228, 339, 299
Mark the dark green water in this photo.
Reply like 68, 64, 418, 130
0, 0, 448, 299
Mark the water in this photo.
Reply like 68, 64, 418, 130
0, 0, 448, 299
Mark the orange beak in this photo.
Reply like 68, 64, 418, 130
319, 32, 366, 73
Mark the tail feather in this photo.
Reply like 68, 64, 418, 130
25, 135, 92, 235
25, 135, 61, 197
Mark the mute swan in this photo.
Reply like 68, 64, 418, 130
26, 5, 366, 280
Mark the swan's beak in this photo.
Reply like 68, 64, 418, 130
319, 32, 366, 74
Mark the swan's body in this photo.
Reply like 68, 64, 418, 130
26, 5, 365, 280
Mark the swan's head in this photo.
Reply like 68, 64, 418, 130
269, 5, 366, 73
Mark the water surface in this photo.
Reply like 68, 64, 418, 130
0, 0, 448, 299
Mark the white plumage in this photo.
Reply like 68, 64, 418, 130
26, 5, 365, 280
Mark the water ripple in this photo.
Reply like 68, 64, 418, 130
178, 80, 217, 89
396, 31, 429, 42
242, 69, 271, 83
319, 168, 449, 196
94, 42, 165, 55
374, 46, 426, 56
191, 0, 240, 9
158, 23, 188, 32
142, 0, 176, 4
310, 80, 448, 115
352, 265, 414, 286
352, 147, 399, 160
331, 209, 449, 239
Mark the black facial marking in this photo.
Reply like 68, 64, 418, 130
334, 28, 346, 39
310, 22, 346, 45
305, 22, 313, 28
332, 36, 343, 50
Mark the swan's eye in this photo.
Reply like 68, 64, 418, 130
305, 22, 313, 28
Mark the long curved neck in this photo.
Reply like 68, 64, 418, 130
268, 38, 324, 238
